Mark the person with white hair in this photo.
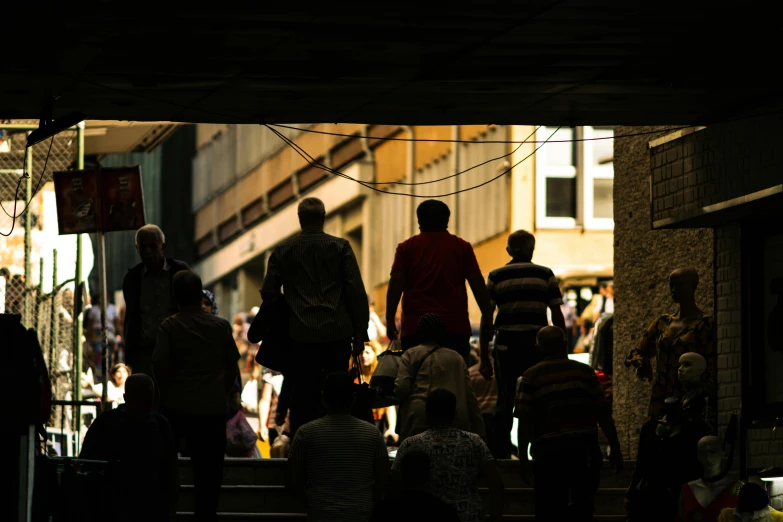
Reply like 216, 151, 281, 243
122, 224, 189, 377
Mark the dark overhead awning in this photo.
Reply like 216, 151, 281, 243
2, 3, 781, 125
652, 185, 783, 230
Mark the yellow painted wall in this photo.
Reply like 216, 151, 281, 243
374, 132, 408, 184
413, 126, 452, 170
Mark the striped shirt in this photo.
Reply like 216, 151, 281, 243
289, 414, 387, 522
514, 358, 609, 451
486, 261, 562, 332
261, 229, 369, 343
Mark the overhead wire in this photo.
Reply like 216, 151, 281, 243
266, 123, 541, 187
265, 124, 562, 198
1, 136, 55, 236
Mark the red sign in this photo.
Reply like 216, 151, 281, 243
53, 166, 146, 235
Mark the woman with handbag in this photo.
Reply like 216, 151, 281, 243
395, 313, 485, 443
355, 345, 398, 444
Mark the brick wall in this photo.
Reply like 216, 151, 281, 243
650, 114, 783, 224
613, 126, 715, 457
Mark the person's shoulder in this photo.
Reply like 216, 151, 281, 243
169, 258, 190, 272
123, 262, 144, 280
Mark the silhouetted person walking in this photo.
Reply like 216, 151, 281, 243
153, 271, 240, 522
261, 197, 369, 436
288, 372, 389, 522
123, 224, 189, 376
80, 374, 178, 522
386, 199, 493, 366
373, 449, 460, 522
479, 230, 566, 459
515, 326, 623, 522
395, 313, 485, 442
394, 389, 504, 522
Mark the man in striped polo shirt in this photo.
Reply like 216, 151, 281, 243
479, 229, 565, 459
515, 326, 623, 522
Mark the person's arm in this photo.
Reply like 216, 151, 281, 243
372, 432, 390, 505
479, 273, 497, 380
341, 241, 370, 355
383, 405, 398, 443
624, 318, 659, 381
394, 351, 414, 403
287, 431, 308, 505
514, 374, 535, 484
385, 272, 405, 342
151, 322, 172, 402
590, 371, 623, 472
258, 381, 273, 441
260, 250, 283, 304
370, 311, 387, 341
464, 363, 486, 438
482, 458, 505, 522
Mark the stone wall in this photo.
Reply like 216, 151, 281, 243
615, 115, 783, 479
612, 126, 715, 457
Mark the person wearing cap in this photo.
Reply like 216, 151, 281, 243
288, 372, 389, 522
395, 313, 485, 443
718, 482, 783, 522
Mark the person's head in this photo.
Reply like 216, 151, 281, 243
111, 363, 130, 388
173, 271, 204, 311
416, 313, 446, 345
135, 225, 166, 270
398, 450, 432, 490
535, 326, 568, 359
605, 281, 614, 298
425, 388, 457, 427
678, 352, 707, 384
736, 483, 771, 522
416, 200, 450, 231
367, 294, 375, 308
123, 373, 155, 412
361, 345, 378, 375
669, 267, 699, 304
697, 435, 723, 479
201, 289, 218, 315
321, 372, 355, 413
0, 267, 9, 279
298, 197, 326, 229
507, 230, 536, 261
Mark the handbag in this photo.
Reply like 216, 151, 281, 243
351, 354, 376, 425
250, 298, 291, 374
226, 411, 259, 457
370, 340, 403, 408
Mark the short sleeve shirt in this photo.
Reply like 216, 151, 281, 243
486, 261, 562, 333
152, 311, 240, 416
393, 427, 493, 522
391, 231, 481, 337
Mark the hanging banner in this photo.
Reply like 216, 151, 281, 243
53, 166, 145, 235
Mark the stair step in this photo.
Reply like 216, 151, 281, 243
178, 458, 635, 489
175, 515, 627, 522
177, 485, 628, 516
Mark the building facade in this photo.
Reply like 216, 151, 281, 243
613, 114, 783, 494
191, 124, 616, 325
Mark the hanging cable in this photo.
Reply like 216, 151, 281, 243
266, 124, 561, 198
0, 136, 54, 235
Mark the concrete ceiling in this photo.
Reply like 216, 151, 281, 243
2, 3, 779, 126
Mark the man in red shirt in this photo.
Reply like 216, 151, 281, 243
385, 200, 493, 366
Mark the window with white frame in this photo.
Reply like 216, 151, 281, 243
535, 126, 614, 230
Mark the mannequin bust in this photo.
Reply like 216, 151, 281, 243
678, 436, 743, 522
678, 352, 716, 433
625, 267, 716, 420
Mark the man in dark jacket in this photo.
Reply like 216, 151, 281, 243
122, 224, 188, 376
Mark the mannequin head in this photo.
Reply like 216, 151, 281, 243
697, 436, 723, 480
678, 352, 707, 384
670, 268, 699, 304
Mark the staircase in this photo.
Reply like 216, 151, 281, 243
176, 458, 634, 521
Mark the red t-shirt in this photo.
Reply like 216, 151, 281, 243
391, 231, 482, 337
